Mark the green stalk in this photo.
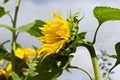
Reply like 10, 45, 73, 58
104, 64, 116, 80
84, 44, 101, 80
68, 66, 95, 80
11, 0, 21, 71
92, 24, 101, 44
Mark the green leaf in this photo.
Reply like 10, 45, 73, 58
12, 71, 21, 80
32, 45, 38, 51
108, 55, 117, 59
100, 50, 108, 55
4, 0, 9, 4
17, 20, 45, 37
0, 40, 10, 47
94, 6, 120, 25
17, 23, 35, 32
0, 48, 11, 60
109, 42, 120, 72
100, 50, 117, 59
27, 55, 73, 80
114, 42, 120, 65
0, 23, 15, 32
0, 40, 11, 60
14, 57, 29, 69
61, 55, 74, 69
0, 6, 8, 18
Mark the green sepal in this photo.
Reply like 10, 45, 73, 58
0, 6, 9, 18
60, 13, 85, 56
94, 6, 120, 25
60, 12, 80, 56
76, 32, 88, 46
68, 12, 80, 41
78, 32, 87, 39
60, 41, 77, 55
17, 20, 46, 37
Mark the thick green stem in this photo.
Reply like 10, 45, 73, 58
85, 44, 101, 80
11, 0, 21, 71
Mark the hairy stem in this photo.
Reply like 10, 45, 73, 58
11, 0, 21, 71
84, 44, 101, 80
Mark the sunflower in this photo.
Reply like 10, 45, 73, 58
38, 11, 70, 61
15, 48, 36, 63
0, 62, 12, 80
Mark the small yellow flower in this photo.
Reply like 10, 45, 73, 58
0, 70, 6, 80
0, 62, 12, 80
15, 48, 36, 63
5, 62, 12, 78
38, 11, 70, 60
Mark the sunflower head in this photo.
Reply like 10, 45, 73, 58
37, 11, 80, 61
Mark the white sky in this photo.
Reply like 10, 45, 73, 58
0, 0, 120, 80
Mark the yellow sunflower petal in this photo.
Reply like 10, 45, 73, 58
23, 48, 36, 63
15, 48, 24, 59
5, 62, 12, 78
24, 48, 36, 55
38, 40, 65, 60
0, 70, 6, 75
51, 11, 60, 21
38, 11, 70, 61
